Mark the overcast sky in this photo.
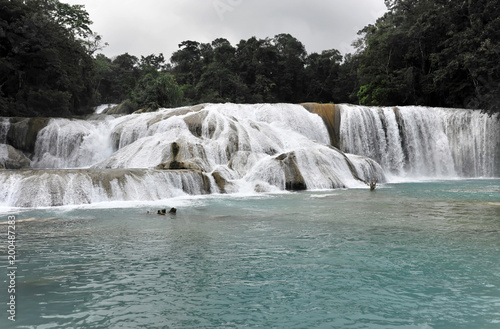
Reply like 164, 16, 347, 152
65, 0, 387, 61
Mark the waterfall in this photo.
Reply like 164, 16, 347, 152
0, 103, 384, 207
0, 169, 209, 208
0, 118, 9, 144
1, 119, 10, 167
338, 105, 499, 179
2, 102, 496, 208
31, 117, 118, 168
441, 109, 500, 177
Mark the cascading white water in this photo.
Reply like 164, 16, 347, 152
0, 103, 384, 207
5, 102, 496, 208
31, 117, 118, 168
0, 145, 7, 166
338, 104, 499, 179
92, 104, 380, 190
0, 169, 208, 207
94, 104, 118, 114
339, 105, 407, 176
441, 109, 500, 177
0, 119, 10, 166
0, 118, 9, 144
96, 104, 331, 167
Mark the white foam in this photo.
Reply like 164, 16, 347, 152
94, 104, 118, 114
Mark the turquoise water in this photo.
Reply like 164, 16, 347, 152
1, 179, 500, 328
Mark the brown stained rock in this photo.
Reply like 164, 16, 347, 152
301, 103, 340, 148
212, 171, 227, 193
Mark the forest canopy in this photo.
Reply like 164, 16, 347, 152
1, 0, 499, 117
0, 0, 101, 116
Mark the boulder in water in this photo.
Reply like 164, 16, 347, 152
157, 207, 176, 215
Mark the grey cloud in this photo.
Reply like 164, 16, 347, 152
65, 0, 386, 59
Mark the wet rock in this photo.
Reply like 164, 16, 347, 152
183, 105, 208, 137
274, 152, 307, 190
6, 117, 51, 154
301, 103, 340, 148
155, 141, 208, 171
211, 171, 228, 193
156, 160, 195, 170
105, 101, 138, 115
0, 144, 31, 169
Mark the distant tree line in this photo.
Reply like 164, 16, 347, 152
93, 35, 351, 112
1, 0, 499, 117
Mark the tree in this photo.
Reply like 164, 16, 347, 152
0, 0, 98, 116
107, 53, 140, 103
170, 40, 204, 86
272, 34, 308, 102
194, 38, 250, 102
170, 40, 212, 103
234, 37, 278, 102
131, 72, 183, 109
336, 53, 361, 104
139, 53, 169, 74
92, 53, 113, 104
305, 49, 343, 102
355, 0, 500, 114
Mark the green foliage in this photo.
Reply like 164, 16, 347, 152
355, 0, 500, 114
111, 99, 139, 114
166, 34, 347, 105
357, 82, 391, 106
170, 40, 205, 88
35, 0, 93, 39
2, 0, 498, 117
139, 53, 169, 74
131, 73, 183, 110
0, 0, 97, 117
304, 49, 343, 102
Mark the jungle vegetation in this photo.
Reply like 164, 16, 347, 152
1, 0, 499, 117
